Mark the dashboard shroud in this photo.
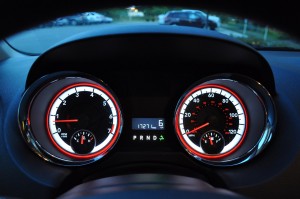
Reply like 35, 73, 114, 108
13, 27, 279, 194
16, 72, 276, 199
19, 71, 275, 167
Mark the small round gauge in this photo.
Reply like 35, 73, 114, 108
200, 131, 225, 154
175, 84, 248, 159
70, 130, 96, 154
46, 82, 122, 159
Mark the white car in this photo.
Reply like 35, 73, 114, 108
82, 12, 113, 24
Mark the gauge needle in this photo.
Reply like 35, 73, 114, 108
53, 119, 79, 123
80, 135, 84, 145
186, 122, 210, 135
209, 137, 214, 146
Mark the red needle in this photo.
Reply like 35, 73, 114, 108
186, 122, 210, 135
54, 119, 79, 123
209, 137, 214, 145
81, 135, 84, 145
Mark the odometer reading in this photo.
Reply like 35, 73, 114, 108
175, 84, 247, 159
132, 118, 165, 130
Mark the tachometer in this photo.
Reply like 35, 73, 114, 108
175, 84, 248, 159
46, 83, 121, 159
18, 73, 123, 166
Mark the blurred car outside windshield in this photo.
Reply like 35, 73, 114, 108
6, 6, 300, 54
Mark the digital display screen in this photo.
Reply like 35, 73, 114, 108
132, 118, 165, 130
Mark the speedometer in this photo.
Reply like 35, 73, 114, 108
175, 84, 248, 159
174, 77, 276, 166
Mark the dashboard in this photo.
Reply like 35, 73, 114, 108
1, 10, 300, 198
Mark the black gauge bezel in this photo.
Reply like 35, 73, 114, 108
175, 84, 248, 159
18, 71, 123, 166
174, 75, 276, 166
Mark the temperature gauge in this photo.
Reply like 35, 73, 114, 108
70, 130, 96, 154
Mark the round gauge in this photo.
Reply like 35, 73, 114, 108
200, 131, 225, 154
46, 82, 122, 159
70, 130, 96, 154
175, 84, 248, 159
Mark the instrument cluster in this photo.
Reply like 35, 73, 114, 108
18, 71, 276, 167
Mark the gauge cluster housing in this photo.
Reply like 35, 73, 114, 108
19, 71, 275, 167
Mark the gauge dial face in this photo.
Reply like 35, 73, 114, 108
175, 84, 248, 159
46, 83, 122, 159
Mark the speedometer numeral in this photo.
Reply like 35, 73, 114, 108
222, 99, 229, 103
229, 113, 238, 117
193, 98, 200, 103
184, 113, 191, 117
208, 93, 214, 98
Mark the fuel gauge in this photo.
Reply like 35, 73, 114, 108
200, 131, 225, 154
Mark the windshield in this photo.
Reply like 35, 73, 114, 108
6, 6, 300, 54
